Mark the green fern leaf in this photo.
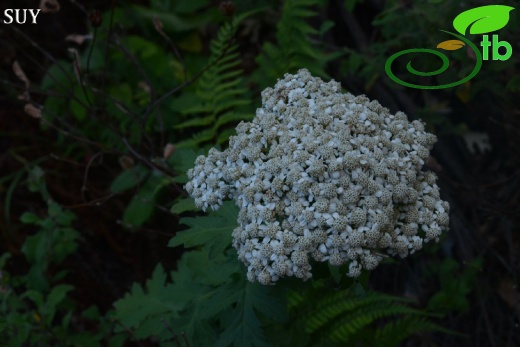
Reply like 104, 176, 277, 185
177, 10, 260, 148
291, 285, 447, 346
214, 112, 252, 129
328, 302, 421, 342
175, 128, 215, 148
174, 114, 214, 129
255, 0, 330, 87
306, 290, 404, 333
286, 289, 305, 309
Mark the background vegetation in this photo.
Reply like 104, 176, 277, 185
1, 0, 519, 346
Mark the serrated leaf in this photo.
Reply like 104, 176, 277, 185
165, 251, 233, 344
113, 264, 183, 338
169, 201, 238, 257
215, 280, 287, 347
453, 5, 514, 35
183, 250, 238, 286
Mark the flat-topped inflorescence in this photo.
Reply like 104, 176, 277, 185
185, 69, 449, 285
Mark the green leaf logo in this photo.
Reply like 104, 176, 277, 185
453, 5, 514, 35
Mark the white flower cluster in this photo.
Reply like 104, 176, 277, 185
185, 69, 449, 285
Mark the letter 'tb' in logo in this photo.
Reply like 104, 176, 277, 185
385, 5, 515, 89
481, 35, 512, 61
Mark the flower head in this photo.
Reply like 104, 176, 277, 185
185, 69, 449, 284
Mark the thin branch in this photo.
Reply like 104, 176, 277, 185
40, 117, 106, 150
102, 0, 118, 90
143, 15, 239, 118
60, 193, 115, 209
161, 319, 184, 347
121, 138, 188, 198
153, 16, 187, 82
111, 34, 157, 152
114, 321, 147, 347
81, 152, 104, 203
8, 26, 91, 107
85, 27, 98, 77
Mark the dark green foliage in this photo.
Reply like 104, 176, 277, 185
110, 165, 149, 193
174, 11, 257, 148
282, 282, 448, 347
254, 0, 333, 87
373, 316, 445, 346
17, 168, 79, 292
169, 201, 237, 258
214, 278, 287, 347
112, 264, 182, 340
121, 171, 173, 229
0, 172, 125, 346
427, 258, 482, 314
113, 202, 287, 346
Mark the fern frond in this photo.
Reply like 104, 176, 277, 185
293, 287, 448, 346
305, 290, 411, 334
255, 0, 330, 87
176, 11, 257, 149
286, 289, 305, 309
373, 316, 442, 347
326, 301, 421, 343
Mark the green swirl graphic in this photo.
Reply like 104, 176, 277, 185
385, 30, 482, 89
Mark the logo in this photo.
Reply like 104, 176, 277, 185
385, 5, 514, 89
3, 9, 41, 24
